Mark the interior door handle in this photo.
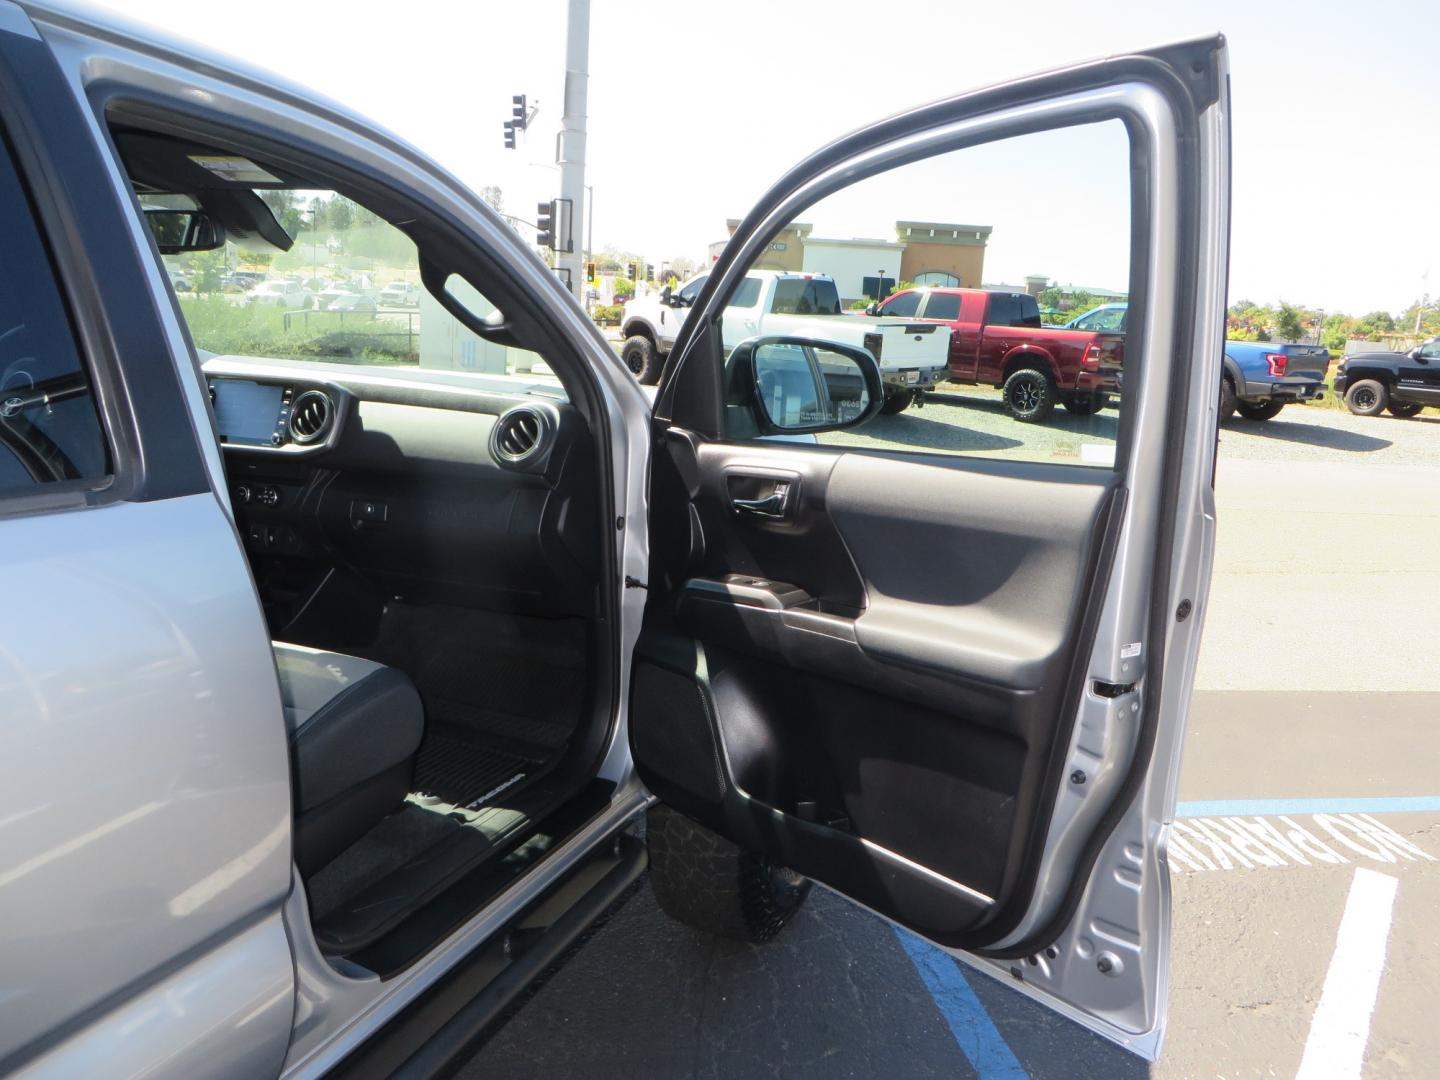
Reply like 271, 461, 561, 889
732, 485, 790, 518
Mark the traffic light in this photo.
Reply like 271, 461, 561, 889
626, 263, 637, 282
646, 263, 655, 282
511, 94, 527, 130
586, 261, 597, 282
502, 121, 516, 150
536, 200, 556, 250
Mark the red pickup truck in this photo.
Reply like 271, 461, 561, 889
869, 287, 1125, 422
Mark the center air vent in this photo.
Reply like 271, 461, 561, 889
490, 405, 549, 464
289, 390, 333, 444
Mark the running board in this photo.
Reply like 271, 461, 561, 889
330, 831, 647, 1079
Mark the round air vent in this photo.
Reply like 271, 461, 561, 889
490, 405, 549, 464
289, 390, 333, 445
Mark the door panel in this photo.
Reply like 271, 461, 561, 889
0, 10, 295, 1073
636, 439, 1119, 934
639, 37, 1227, 1058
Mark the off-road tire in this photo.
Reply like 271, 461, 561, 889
1219, 375, 1237, 420
647, 805, 811, 944
621, 335, 662, 384
1388, 401, 1424, 418
1062, 392, 1105, 416
1235, 400, 1285, 421
1345, 378, 1389, 417
880, 392, 912, 415
1002, 365, 1056, 423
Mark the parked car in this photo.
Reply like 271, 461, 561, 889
247, 279, 311, 310
326, 291, 377, 313
622, 270, 950, 411
224, 269, 267, 292
1219, 339, 1329, 420
0, 5, 1228, 1074
871, 286, 1124, 422
1062, 302, 1128, 332
166, 268, 193, 292
1333, 335, 1440, 417
379, 280, 421, 307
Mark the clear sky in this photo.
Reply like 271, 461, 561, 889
95, 0, 1439, 315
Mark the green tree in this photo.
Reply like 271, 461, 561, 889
1356, 310, 1396, 339
1274, 301, 1305, 342
612, 277, 634, 300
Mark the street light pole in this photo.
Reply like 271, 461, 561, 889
556, 0, 588, 302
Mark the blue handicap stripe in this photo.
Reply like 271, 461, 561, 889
1175, 796, 1440, 818
894, 927, 1029, 1079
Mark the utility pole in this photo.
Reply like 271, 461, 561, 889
556, 0, 588, 303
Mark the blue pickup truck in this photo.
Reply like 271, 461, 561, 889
1219, 340, 1330, 421
1063, 304, 1329, 421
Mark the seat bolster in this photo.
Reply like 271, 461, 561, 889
290, 666, 424, 814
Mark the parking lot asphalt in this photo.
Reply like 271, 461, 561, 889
459, 400, 1440, 1079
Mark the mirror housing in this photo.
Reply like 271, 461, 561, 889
659, 285, 673, 306
864, 301, 880, 316
1408, 345, 1424, 360
729, 336, 884, 435
144, 208, 225, 254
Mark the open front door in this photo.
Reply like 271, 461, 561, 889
631, 38, 1228, 1059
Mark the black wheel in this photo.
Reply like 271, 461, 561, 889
1388, 401, 1424, 418
647, 805, 811, 944
880, 392, 912, 415
1235, 400, 1285, 421
621, 335, 662, 384
1344, 378, 1388, 417
1002, 365, 1056, 423
1219, 375, 1237, 420
1062, 392, 1104, 416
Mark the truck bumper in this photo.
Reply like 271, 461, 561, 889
1075, 371, 1122, 395
1244, 377, 1326, 403
882, 367, 947, 393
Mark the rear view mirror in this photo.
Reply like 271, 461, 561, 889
145, 208, 225, 254
738, 336, 884, 434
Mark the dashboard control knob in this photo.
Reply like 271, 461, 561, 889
257, 486, 280, 507
234, 484, 252, 504
271, 432, 284, 446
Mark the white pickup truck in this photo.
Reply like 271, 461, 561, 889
620, 270, 949, 413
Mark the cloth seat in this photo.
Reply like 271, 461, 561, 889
273, 642, 424, 876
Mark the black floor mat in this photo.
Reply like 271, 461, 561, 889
411, 729, 542, 808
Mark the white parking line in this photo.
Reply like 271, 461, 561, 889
1294, 868, 1399, 1080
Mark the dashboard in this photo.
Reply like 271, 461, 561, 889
202, 357, 601, 639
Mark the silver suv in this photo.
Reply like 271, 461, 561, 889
0, 5, 1228, 1076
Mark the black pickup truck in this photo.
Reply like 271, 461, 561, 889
1334, 335, 1440, 417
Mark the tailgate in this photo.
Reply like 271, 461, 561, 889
861, 322, 949, 370
1281, 345, 1330, 380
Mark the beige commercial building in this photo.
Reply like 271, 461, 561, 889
712, 219, 991, 301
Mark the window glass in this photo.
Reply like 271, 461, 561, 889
922, 293, 961, 321
678, 275, 707, 303
0, 137, 109, 492
770, 278, 843, 316
722, 119, 1131, 468
145, 188, 548, 383
1420, 338, 1440, 359
728, 277, 762, 309
879, 291, 921, 318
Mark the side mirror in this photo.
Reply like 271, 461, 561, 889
660, 285, 673, 305
144, 208, 225, 254
864, 302, 880, 316
733, 336, 883, 434
1408, 346, 1424, 360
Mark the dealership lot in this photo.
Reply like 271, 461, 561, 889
461, 402, 1440, 1078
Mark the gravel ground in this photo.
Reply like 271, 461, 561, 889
816, 382, 1440, 468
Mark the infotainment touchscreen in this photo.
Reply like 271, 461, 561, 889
211, 379, 286, 445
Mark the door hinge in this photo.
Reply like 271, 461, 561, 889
624, 575, 648, 590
